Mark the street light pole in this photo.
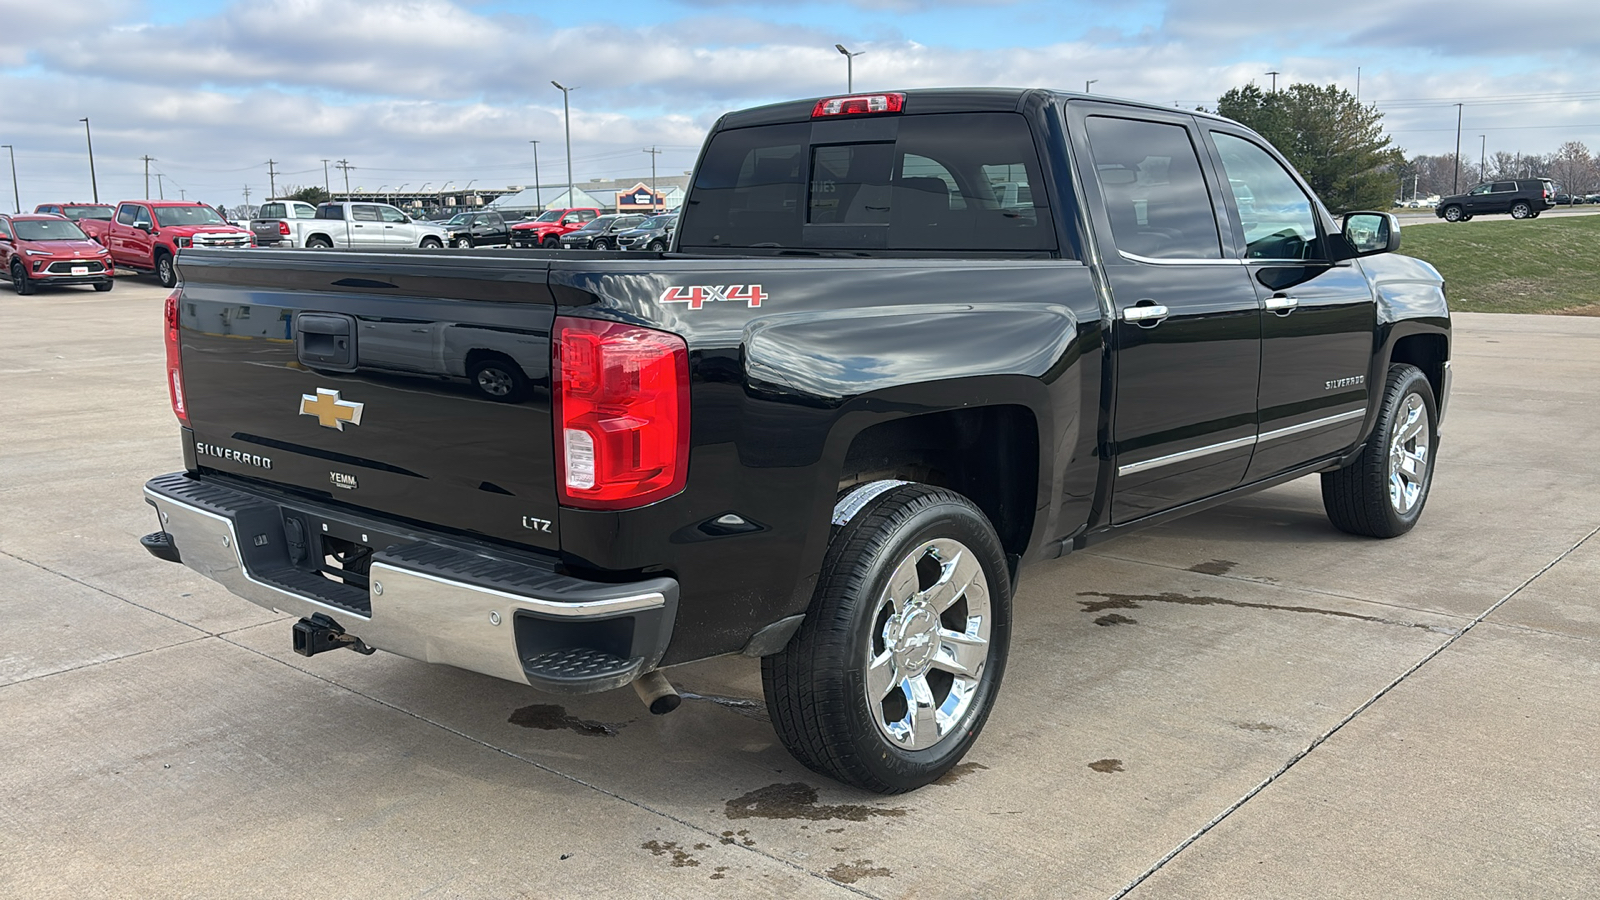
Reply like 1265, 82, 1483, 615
551, 82, 576, 209
2, 144, 18, 213
1085, 79, 1098, 93
79, 117, 98, 202
1453, 103, 1464, 194
321, 159, 331, 197
835, 44, 864, 93
529, 140, 541, 210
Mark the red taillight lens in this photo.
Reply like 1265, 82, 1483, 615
553, 316, 689, 510
812, 93, 905, 117
164, 290, 189, 426
278, 221, 291, 235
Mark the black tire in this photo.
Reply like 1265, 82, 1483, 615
1442, 205, 1464, 222
155, 252, 177, 288
93, 278, 114, 292
1510, 201, 1532, 219
762, 484, 1012, 794
542, 235, 559, 249
1321, 364, 1438, 538
305, 235, 333, 249
11, 261, 34, 295
420, 237, 443, 249
468, 356, 529, 402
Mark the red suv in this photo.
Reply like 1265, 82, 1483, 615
1, 214, 116, 294
509, 207, 601, 248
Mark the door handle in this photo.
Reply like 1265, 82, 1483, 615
1265, 296, 1299, 315
1122, 304, 1169, 324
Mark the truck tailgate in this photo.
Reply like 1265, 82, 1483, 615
171, 249, 560, 552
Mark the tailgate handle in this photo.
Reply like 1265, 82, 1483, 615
295, 313, 359, 372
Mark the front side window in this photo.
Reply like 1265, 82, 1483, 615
1084, 116, 1221, 259
380, 206, 409, 224
0, 220, 11, 240
153, 206, 225, 227
116, 204, 138, 225
1210, 132, 1320, 261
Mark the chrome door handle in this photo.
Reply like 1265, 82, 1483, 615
1265, 296, 1299, 314
1122, 304, 1170, 323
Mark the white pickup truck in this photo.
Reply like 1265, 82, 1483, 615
302, 201, 448, 249
249, 200, 321, 248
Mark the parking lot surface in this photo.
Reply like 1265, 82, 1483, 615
3, 277, 1597, 899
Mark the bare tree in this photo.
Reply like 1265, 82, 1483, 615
1551, 141, 1593, 202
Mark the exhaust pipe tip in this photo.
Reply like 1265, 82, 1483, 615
632, 669, 681, 715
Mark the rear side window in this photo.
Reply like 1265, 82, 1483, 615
679, 112, 1056, 253
1083, 116, 1222, 260
351, 205, 382, 222
315, 204, 345, 220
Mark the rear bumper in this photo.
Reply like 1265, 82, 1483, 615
142, 472, 677, 694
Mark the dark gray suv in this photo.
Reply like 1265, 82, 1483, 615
615, 214, 678, 251
1435, 178, 1556, 222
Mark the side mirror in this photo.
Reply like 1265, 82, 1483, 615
1339, 211, 1400, 257
137, 223, 153, 234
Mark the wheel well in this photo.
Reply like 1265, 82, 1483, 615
1389, 334, 1447, 402
839, 405, 1038, 556
465, 348, 520, 373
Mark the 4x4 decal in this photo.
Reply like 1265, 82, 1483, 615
660, 284, 768, 309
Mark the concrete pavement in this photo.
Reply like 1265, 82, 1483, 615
1, 276, 1596, 898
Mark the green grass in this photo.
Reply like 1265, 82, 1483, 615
1398, 214, 1600, 314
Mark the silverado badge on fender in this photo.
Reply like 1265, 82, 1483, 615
299, 388, 364, 430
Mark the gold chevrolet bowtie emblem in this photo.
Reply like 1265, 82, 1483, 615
299, 388, 364, 430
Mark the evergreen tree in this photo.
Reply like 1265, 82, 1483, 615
1216, 82, 1404, 212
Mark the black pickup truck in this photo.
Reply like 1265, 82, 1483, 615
142, 88, 1450, 794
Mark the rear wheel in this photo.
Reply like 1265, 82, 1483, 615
155, 251, 177, 288
1510, 201, 1532, 219
1442, 205, 1464, 222
11, 260, 34, 295
468, 356, 529, 402
647, 239, 666, 252
1321, 364, 1437, 538
762, 484, 1011, 794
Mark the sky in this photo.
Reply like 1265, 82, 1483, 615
2, 0, 1598, 211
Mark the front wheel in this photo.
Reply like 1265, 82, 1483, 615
1442, 205, 1464, 222
762, 484, 1011, 794
305, 236, 333, 249
11, 260, 34, 295
420, 237, 443, 249
155, 252, 177, 288
1510, 201, 1532, 219
93, 278, 114, 292
1321, 364, 1438, 538
647, 240, 666, 252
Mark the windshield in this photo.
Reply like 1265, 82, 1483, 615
534, 210, 563, 222
63, 206, 115, 221
153, 206, 227, 227
14, 219, 91, 241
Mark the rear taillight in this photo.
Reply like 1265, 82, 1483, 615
164, 290, 189, 426
278, 221, 291, 235
812, 93, 905, 117
553, 316, 689, 510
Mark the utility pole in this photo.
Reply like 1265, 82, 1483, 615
1266, 70, 1281, 93
643, 146, 661, 212
1479, 135, 1487, 182
321, 159, 331, 197
156, 173, 165, 200
179, 188, 186, 200
1355, 66, 1361, 104
267, 160, 278, 200
2, 144, 18, 213
242, 184, 251, 209
141, 155, 156, 198
1453, 103, 1464, 194
336, 159, 353, 199
529, 140, 541, 210
552, 82, 576, 209
79, 117, 99, 202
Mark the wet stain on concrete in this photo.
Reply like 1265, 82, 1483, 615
718, 829, 756, 847
725, 783, 908, 822
1077, 590, 1447, 631
1095, 612, 1138, 627
1188, 559, 1238, 576
934, 761, 990, 785
828, 860, 892, 884
1088, 758, 1124, 773
1237, 722, 1281, 732
641, 840, 701, 868
710, 866, 728, 880
508, 704, 619, 737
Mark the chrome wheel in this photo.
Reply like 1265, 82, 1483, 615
864, 537, 991, 751
1387, 392, 1430, 514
